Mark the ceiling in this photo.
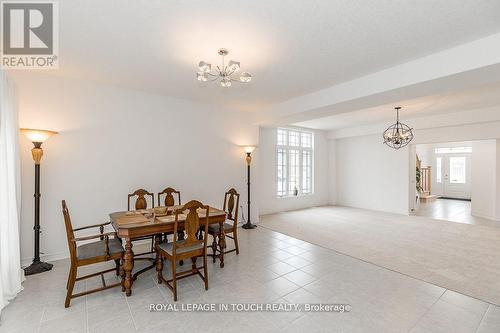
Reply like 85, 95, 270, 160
9, 0, 500, 112
293, 82, 500, 130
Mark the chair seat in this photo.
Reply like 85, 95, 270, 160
158, 241, 203, 256
77, 238, 124, 260
208, 222, 234, 233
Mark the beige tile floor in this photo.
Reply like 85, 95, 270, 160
1, 227, 499, 333
413, 199, 500, 227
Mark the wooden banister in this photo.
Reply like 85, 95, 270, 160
420, 166, 432, 195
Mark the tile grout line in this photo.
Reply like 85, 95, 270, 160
408, 288, 447, 332
37, 308, 46, 333
85, 293, 89, 333
125, 289, 138, 331
475, 304, 491, 333
260, 224, 499, 308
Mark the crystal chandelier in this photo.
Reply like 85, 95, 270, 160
197, 48, 252, 87
383, 106, 414, 149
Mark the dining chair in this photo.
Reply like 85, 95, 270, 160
127, 188, 156, 279
157, 187, 181, 207
62, 200, 124, 308
156, 200, 209, 301
208, 188, 240, 262
157, 187, 183, 243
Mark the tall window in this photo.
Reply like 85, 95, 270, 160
276, 128, 313, 197
436, 157, 442, 183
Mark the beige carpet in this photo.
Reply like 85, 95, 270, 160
260, 206, 500, 305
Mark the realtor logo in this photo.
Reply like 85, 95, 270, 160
1, 1, 58, 68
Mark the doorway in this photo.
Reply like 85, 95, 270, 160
411, 140, 499, 226
436, 148, 472, 200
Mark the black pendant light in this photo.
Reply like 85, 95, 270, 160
383, 106, 414, 149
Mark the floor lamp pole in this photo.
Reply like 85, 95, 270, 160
242, 150, 256, 229
24, 142, 53, 275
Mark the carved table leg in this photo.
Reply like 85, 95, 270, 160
191, 256, 198, 273
218, 222, 226, 268
120, 258, 125, 292
123, 238, 134, 296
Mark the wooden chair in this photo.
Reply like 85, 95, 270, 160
127, 189, 156, 279
62, 200, 124, 308
156, 200, 209, 301
128, 188, 155, 211
157, 187, 184, 243
208, 188, 240, 262
157, 187, 181, 207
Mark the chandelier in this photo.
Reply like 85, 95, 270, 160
383, 106, 414, 149
197, 48, 252, 87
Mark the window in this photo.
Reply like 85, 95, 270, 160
436, 157, 442, 183
276, 128, 313, 197
449, 157, 466, 184
435, 147, 472, 154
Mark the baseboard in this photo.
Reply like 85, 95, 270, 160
471, 212, 500, 222
21, 250, 69, 268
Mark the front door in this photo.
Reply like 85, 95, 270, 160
441, 155, 471, 199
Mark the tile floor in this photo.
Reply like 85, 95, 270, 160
1, 227, 499, 333
413, 198, 500, 227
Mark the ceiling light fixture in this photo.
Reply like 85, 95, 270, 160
383, 106, 414, 149
197, 48, 252, 87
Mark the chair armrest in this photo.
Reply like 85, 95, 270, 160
72, 232, 117, 242
73, 222, 111, 232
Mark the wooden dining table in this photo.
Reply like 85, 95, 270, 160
110, 205, 227, 296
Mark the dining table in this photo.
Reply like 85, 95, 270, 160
110, 205, 227, 296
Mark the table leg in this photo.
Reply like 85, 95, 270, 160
123, 238, 134, 296
218, 222, 225, 268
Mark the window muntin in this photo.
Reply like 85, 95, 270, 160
277, 149, 287, 197
276, 128, 314, 197
449, 157, 466, 184
302, 150, 312, 194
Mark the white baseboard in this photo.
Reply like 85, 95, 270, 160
21, 251, 69, 268
471, 212, 500, 222
20, 238, 157, 268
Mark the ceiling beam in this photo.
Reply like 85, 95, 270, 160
257, 32, 500, 126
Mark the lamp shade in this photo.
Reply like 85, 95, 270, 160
242, 145, 256, 154
20, 128, 58, 143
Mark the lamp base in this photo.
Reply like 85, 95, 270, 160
24, 261, 53, 276
242, 221, 257, 229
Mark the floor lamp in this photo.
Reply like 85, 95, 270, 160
21, 128, 58, 275
241, 146, 257, 229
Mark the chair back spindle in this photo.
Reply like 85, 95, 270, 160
62, 200, 76, 258
223, 188, 240, 224
173, 200, 209, 255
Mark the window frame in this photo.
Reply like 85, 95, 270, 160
276, 127, 314, 198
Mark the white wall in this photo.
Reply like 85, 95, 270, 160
12, 73, 258, 265
335, 134, 410, 215
328, 139, 336, 204
332, 120, 500, 217
497, 140, 500, 219
471, 140, 497, 220
257, 127, 329, 215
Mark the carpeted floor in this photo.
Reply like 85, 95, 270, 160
260, 205, 500, 306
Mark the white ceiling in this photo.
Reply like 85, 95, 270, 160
293, 82, 500, 130
10, 0, 500, 112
